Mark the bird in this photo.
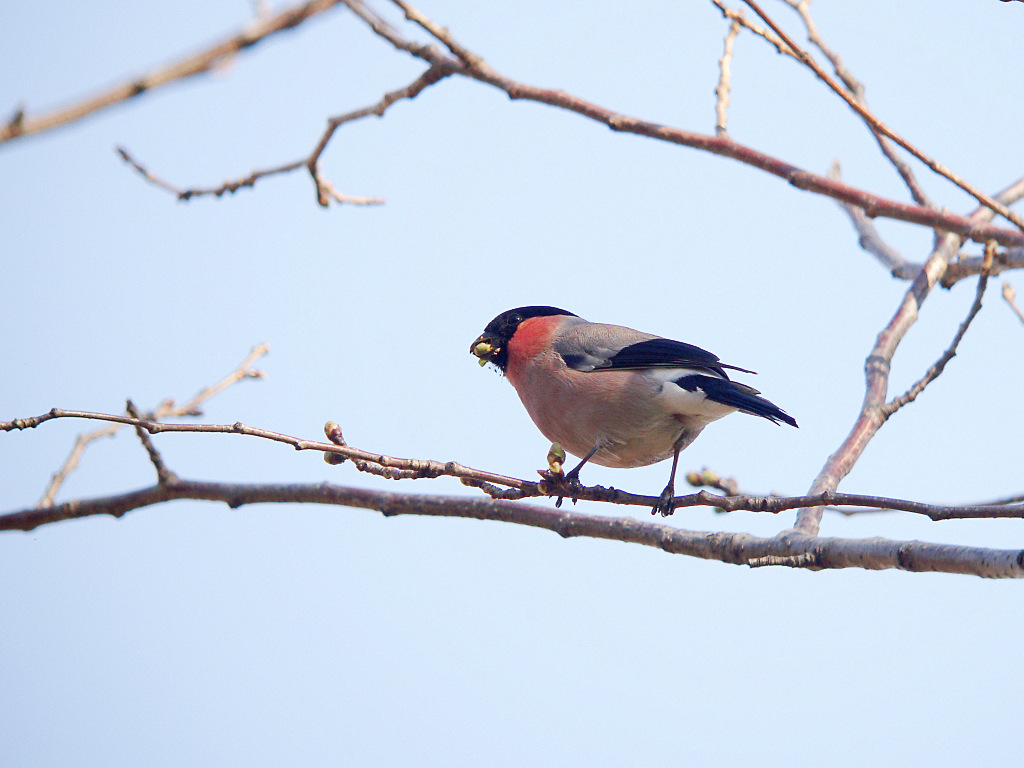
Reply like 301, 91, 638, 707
470, 306, 797, 515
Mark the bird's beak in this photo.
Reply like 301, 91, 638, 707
470, 335, 498, 367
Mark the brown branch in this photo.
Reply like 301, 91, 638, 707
831, 161, 1024, 286
118, 59, 453, 205
125, 400, 178, 485
780, 0, 932, 206
741, 0, 1023, 231
0, 478, 1021, 578
116, 148, 317, 202
304, 61, 456, 206
943, 249, 1024, 288
881, 243, 994, 417
35, 344, 267, 506
714, 19, 743, 136
1, 0, 346, 145
5, 409, 1024, 522
793, 179, 1024, 535
338, 0, 1024, 248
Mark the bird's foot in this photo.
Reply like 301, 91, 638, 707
539, 468, 583, 508
651, 486, 676, 517
553, 473, 584, 508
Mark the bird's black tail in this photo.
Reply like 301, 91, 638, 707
676, 375, 798, 427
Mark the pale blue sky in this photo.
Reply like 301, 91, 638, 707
2, 2, 1022, 766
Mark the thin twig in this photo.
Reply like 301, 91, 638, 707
35, 344, 267, 506
5, 409, 1024, 522
1003, 282, 1024, 326
120, 59, 453, 205
305, 61, 456, 206
116, 148, 313, 201
781, 0, 931, 206
125, 400, 178, 485
711, 0, 793, 57
881, 242, 994, 417
715, 19, 742, 136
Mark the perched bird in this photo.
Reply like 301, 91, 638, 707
470, 306, 797, 515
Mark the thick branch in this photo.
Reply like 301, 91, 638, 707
0, 478, 1020, 578
794, 180, 1024, 535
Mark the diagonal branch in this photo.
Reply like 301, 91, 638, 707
340, 0, 1024, 248
35, 344, 268, 507
741, 0, 1021, 231
881, 243, 994, 417
780, 0, 932, 206
1, 0, 347, 145
1003, 282, 1024, 326
794, 178, 1024, 535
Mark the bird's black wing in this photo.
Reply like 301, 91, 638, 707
599, 338, 755, 377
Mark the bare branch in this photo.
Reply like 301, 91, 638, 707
337, 0, 1024, 247
0, 477, 1021, 578
781, 0, 932, 206
1, 0, 346, 145
116, 147, 317, 202
881, 243, 994, 417
829, 160, 921, 279
125, 400, 178, 486
35, 344, 267, 506
714, 19, 743, 136
304, 61, 456, 206
711, 1, 794, 57
120, 59, 453, 205
6, 409, 1024, 522
793, 179, 1024, 535
741, 0, 1023, 231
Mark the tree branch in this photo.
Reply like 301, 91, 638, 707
793, 178, 1024, 535
5, 409, 1024, 522
1, 0, 346, 145
0, 477, 1020, 578
35, 344, 268, 507
741, 0, 1023, 230
881, 243, 994, 417
338, 0, 1024, 247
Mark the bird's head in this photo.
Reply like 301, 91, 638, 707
471, 306, 576, 372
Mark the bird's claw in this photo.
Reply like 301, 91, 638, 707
540, 470, 583, 508
651, 486, 676, 517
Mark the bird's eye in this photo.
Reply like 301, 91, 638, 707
509, 313, 522, 325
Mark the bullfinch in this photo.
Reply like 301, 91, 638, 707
470, 306, 797, 515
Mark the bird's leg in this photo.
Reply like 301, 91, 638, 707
553, 443, 602, 508
652, 448, 681, 517
652, 430, 700, 517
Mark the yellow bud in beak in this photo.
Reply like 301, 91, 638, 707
471, 338, 498, 367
